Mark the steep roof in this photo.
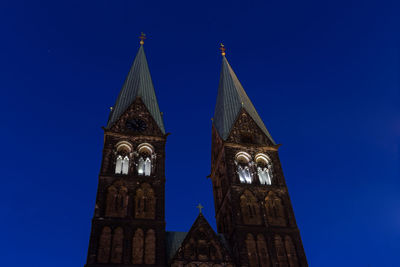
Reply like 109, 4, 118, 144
213, 56, 275, 144
165, 231, 188, 261
106, 45, 165, 133
166, 213, 232, 263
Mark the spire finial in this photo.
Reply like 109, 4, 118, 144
139, 32, 146, 45
219, 43, 226, 56
196, 203, 204, 214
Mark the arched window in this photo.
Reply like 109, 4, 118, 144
145, 229, 156, 264
115, 142, 132, 175
132, 228, 144, 264
110, 227, 124, 264
97, 226, 112, 263
105, 181, 128, 217
137, 143, 154, 176
134, 183, 156, 219
265, 192, 287, 226
115, 155, 130, 174
115, 155, 123, 174
240, 190, 261, 225
235, 152, 253, 183
255, 154, 273, 185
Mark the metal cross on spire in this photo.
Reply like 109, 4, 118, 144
219, 43, 226, 56
139, 32, 146, 45
196, 203, 204, 214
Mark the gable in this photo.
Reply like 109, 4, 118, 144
226, 109, 275, 146
169, 214, 233, 266
107, 97, 164, 137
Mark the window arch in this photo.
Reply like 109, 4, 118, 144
137, 143, 154, 176
235, 151, 253, 183
145, 229, 156, 264
134, 183, 156, 219
132, 228, 144, 264
110, 227, 124, 264
240, 190, 261, 225
105, 181, 128, 217
265, 192, 286, 226
115, 142, 132, 175
274, 235, 288, 266
255, 153, 273, 185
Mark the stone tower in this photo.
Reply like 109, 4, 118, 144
84, 38, 167, 267
209, 47, 308, 267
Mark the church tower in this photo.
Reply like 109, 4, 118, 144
85, 35, 167, 266
210, 45, 308, 267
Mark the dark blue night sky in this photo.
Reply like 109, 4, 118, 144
1, 0, 399, 266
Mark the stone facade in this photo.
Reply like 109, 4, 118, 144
83, 44, 308, 267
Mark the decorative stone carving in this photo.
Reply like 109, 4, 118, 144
110, 98, 163, 136
227, 110, 274, 146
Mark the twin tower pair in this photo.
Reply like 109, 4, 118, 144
84, 36, 308, 267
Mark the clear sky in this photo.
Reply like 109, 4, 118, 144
1, 0, 399, 266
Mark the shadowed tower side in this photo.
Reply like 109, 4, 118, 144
209, 44, 308, 267
85, 34, 167, 267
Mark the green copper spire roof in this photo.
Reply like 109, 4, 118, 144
213, 55, 275, 144
106, 44, 165, 134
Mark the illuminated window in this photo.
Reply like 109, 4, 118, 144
255, 154, 273, 185
114, 142, 132, 175
137, 143, 154, 177
235, 152, 253, 183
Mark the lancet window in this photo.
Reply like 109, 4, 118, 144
134, 183, 156, 219
115, 142, 132, 175
145, 229, 156, 264
97, 227, 112, 263
110, 227, 124, 264
265, 192, 287, 226
137, 143, 154, 176
97, 227, 124, 264
105, 181, 128, 217
240, 190, 261, 225
132, 228, 144, 264
235, 152, 253, 183
274, 235, 288, 267
255, 153, 273, 185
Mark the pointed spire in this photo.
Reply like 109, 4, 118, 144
107, 35, 165, 133
213, 48, 275, 144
